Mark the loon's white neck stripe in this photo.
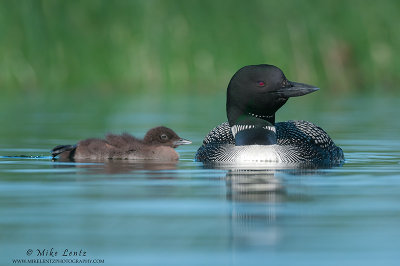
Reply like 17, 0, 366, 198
231, 124, 276, 137
248, 112, 274, 119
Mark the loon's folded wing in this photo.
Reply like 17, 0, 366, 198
201, 122, 234, 145
276, 120, 344, 165
195, 122, 231, 162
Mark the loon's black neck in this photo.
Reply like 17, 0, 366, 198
247, 112, 275, 124
234, 126, 277, 146
226, 106, 276, 125
231, 117, 277, 146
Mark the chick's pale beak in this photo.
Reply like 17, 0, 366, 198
173, 138, 192, 147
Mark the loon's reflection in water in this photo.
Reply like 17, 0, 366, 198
226, 169, 284, 201
224, 167, 316, 248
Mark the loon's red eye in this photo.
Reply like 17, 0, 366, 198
257, 81, 265, 86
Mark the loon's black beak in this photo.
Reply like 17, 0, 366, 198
272, 81, 319, 98
173, 138, 192, 147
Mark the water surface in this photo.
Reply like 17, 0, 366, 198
1, 95, 399, 265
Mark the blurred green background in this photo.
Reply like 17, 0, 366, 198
1, 0, 399, 98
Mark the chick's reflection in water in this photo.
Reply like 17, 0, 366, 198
52, 159, 178, 174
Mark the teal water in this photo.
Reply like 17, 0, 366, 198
1, 95, 399, 265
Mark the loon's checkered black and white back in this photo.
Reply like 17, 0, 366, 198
195, 121, 344, 166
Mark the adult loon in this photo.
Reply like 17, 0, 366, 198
195, 64, 344, 166
52, 126, 191, 161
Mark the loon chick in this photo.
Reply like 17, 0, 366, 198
52, 126, 191, 161
195, 64, 344, 166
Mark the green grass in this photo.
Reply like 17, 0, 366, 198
1, 0, 399, 96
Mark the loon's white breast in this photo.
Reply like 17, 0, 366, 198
215, 144, 282, 163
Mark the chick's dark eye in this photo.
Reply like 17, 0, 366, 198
257, 81, 265, 87
160, 134, 168, 140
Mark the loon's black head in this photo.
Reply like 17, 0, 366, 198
226, 64, 319, 126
